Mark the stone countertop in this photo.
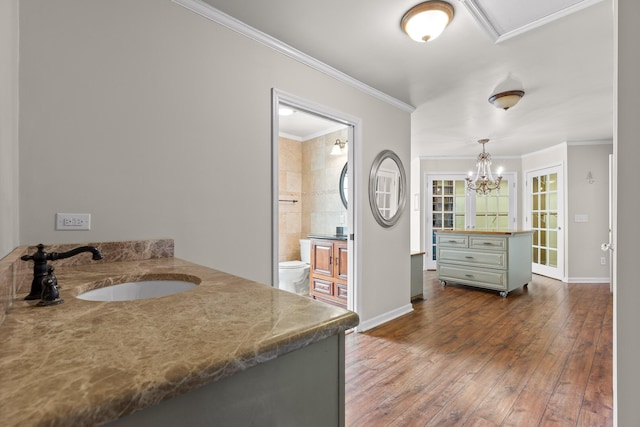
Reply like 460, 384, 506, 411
0, 257, 359, 426
307, 234, 348, 241
435, 229, 534, 235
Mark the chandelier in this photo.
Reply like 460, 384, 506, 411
466, 139, 502, 195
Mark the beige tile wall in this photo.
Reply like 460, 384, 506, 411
278, 129, 348, 262
301, 129, 348, 239
279, 137, 303, 262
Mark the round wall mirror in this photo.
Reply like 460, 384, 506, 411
339, 162, 348, 208
368, 150, 407, 228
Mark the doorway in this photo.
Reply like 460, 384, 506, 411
271, 89, 359, 313
526, 164, 565, 280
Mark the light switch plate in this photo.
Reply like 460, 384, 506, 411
56, 213, 91, 230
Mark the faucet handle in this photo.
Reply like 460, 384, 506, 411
38, 265, 63, 307
20, 244, 47, 262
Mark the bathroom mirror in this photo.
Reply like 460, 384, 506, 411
368, 150, 406, 228
339, 162, 348, 208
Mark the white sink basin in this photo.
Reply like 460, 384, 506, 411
76, 280, 197, 301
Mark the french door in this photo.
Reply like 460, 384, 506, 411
425, 174, 516, 269
526, 165, 564, 280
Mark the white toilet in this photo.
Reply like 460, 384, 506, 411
278, 239, 310, 295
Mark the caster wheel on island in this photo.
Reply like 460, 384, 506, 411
499, 291, 508, 298
440, 280, 447, 287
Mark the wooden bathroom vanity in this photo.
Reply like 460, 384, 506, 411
435, 230, 533, 297
308, 236, 349, 308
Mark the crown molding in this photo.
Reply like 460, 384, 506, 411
566, 139, 613, 146
173, 0, 415, 113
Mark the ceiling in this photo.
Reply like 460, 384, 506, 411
201, 0, 613, 157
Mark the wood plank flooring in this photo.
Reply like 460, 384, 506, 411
345, 272, 613, 427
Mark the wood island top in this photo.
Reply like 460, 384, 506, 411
435, 229, 534, 235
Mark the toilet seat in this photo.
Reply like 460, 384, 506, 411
279, 260, 308, 269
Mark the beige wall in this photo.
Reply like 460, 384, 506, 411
301, 128, 348, 238
566, 143, 612, 281
615, 0, 640, 423
278, 136, 302, 262
0, 0, 19, 258
17, 0, 411, 327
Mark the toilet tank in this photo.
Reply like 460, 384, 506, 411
299, 239, 311, 264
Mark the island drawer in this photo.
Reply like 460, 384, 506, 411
469, 236, 507, 250
438, 264, 506, 290
438, 248, 507, 269
436, 235, 468, 248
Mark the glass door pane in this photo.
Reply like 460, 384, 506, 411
472, 178, 510, 230
430, 178, 466, 263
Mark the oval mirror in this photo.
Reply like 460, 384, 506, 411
368, 150, 406, 228
339, 162, 348, 208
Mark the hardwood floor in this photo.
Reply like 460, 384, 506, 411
345, 271, 613, 427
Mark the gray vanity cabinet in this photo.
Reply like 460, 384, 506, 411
435, 230, 533, 297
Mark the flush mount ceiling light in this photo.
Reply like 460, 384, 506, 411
278, 106, 296, 116
466, 139, 502, 195
330, 139, 348, 156
401, 1, 454, 43
488, 90, 525, 110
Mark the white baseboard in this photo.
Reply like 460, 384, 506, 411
356, 304, 413, 332
566, 277, 611, 284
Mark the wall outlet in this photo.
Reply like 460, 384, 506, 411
601, 257, 606, 265
56, 213, 91, 230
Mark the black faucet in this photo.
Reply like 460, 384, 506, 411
20, 243, 103, 301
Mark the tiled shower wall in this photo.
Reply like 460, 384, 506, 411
279, 136, 303, 262
301, 129, 348, 238
278, 129, 348, 262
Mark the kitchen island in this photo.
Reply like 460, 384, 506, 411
0, 239, 359, 426
435, 230, 533, 297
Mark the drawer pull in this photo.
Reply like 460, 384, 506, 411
448, 240, 460, 243
465, 274, 474, 278
482, 242, 495, 245
465, 256, 474, 259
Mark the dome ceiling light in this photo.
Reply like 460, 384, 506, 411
401, 1, 455, 43
488, 90, 525, 110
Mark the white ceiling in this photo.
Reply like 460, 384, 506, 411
200, 0, 613, 157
